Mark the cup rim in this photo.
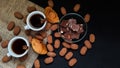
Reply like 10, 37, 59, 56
26, 11, 47, 31
59, 13, 88, 43
8, 36, 30, 58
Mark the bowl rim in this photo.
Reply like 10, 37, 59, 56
59, 13, 88, 43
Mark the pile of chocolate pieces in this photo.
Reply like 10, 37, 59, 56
60, 18, 84, 41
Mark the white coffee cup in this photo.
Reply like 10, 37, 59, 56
24, 11, 47, 31
7, 36, 30, 58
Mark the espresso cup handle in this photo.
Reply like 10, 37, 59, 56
24, 25, 30, 30
7, 53, 11, 57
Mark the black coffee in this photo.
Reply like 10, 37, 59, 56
12, 39, 26, 54
30, 14, 44, 28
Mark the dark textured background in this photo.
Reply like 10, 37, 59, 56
30, 0, 120, 68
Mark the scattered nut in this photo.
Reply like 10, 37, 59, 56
25, 30, 31, 36
84, 13, 90, 23
60, 6, 67, 15
62, 42, 71, 49
54, 32, 61, 38
2, 55, 12, 63
1, 40, 9, 48
80, 46, 87, 55
45, 22, 52, 30
44, 57, 54, 64
47, 44, 54, 52
27, 6, 36, 13
73, 4, 80, 12
23, 15, 28, 24
65, 52, 73, 60
13, 26, 21, 36
70, 44, 79, 50
7, 21, 15, 31
48, 0, 54, 8
19, 54, 28, 62
50, 24, 58, 31
89, 33, 95, 43
59, 48, 67, 56
68, 58, 77, 67
40, 31, 47, 38
84, 40, 92, 49
34, 59, 40, 68
35, 35, 43, 40
47, 35, 53, 44
16, 64, 26, 68
28, 36, 32, 44
54, 39, 60, 49
14, 12, 23, 19
47, 52, 56, 57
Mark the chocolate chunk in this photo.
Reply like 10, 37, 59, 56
60, 20, 68, 27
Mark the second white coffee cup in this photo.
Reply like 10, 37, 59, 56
7, 36, 30, 58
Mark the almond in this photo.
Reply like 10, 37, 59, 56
44, 57, 54, 64
19, 54, 28, 62
54, 32, 61, 38
73, 4, 80, 12
13, 26, 21, 36
62, 42, 71, 49
60, 7, 67, 15
27, 6, 36, 13
84, 40, 92, 49
68, 58, 77, 67
47, 52, 56, 57
47, 35, 53, 44
16, 64, 26, 68
65, 52, 73, 60
50, 24, 58, 31
1, 40, 9, 48
47, 44, 54, 52
14, 12, 23, 19
34, 59, 40, 68
54, 39, 60, 49
70, 44, 79, 50
59, 48, 67, 56
84, 13, 90, 23
2, 55, 12, 63
80, 46, 87, 55
48, 0, 54, 8
7, 21, 15, 31
89, 33, 95, 43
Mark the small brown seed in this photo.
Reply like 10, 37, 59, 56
84, 40, 92, 49
84, 13, 90, 23
40, 31, 47, 38
16, 64, 26, 68
70, 44, 79, 50
59, 48, 67, 56
7, 21, 15, 31
47, 35, 53, 44
73, 4, 80, 12
1, 40, 9, 48
44, 57, 54, 64
2, 55, 12, 63
48, 0, 54, 8
62, 42, 70, 49
45, 22, 52, 30
60, 7, 67, 15
47, 44, 54, 52
13, 26, 21, 36
47, 52, 56, 57
27, 6, 36, 13
14, 12, 23, 19
54, 32, 61, 38
80, 46, 87, 55
34, 59, 40, 68
50, 24, 58, 31
89, 33, 95, 43
19, 54, 28, 62
35, 35, 43, 40
28, 36, 32, 44
68, 58, 77, 67
54, 39, 60, 49
25, 30, 31, 36
65, 52, 73, 60
0, 35, 2, 42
